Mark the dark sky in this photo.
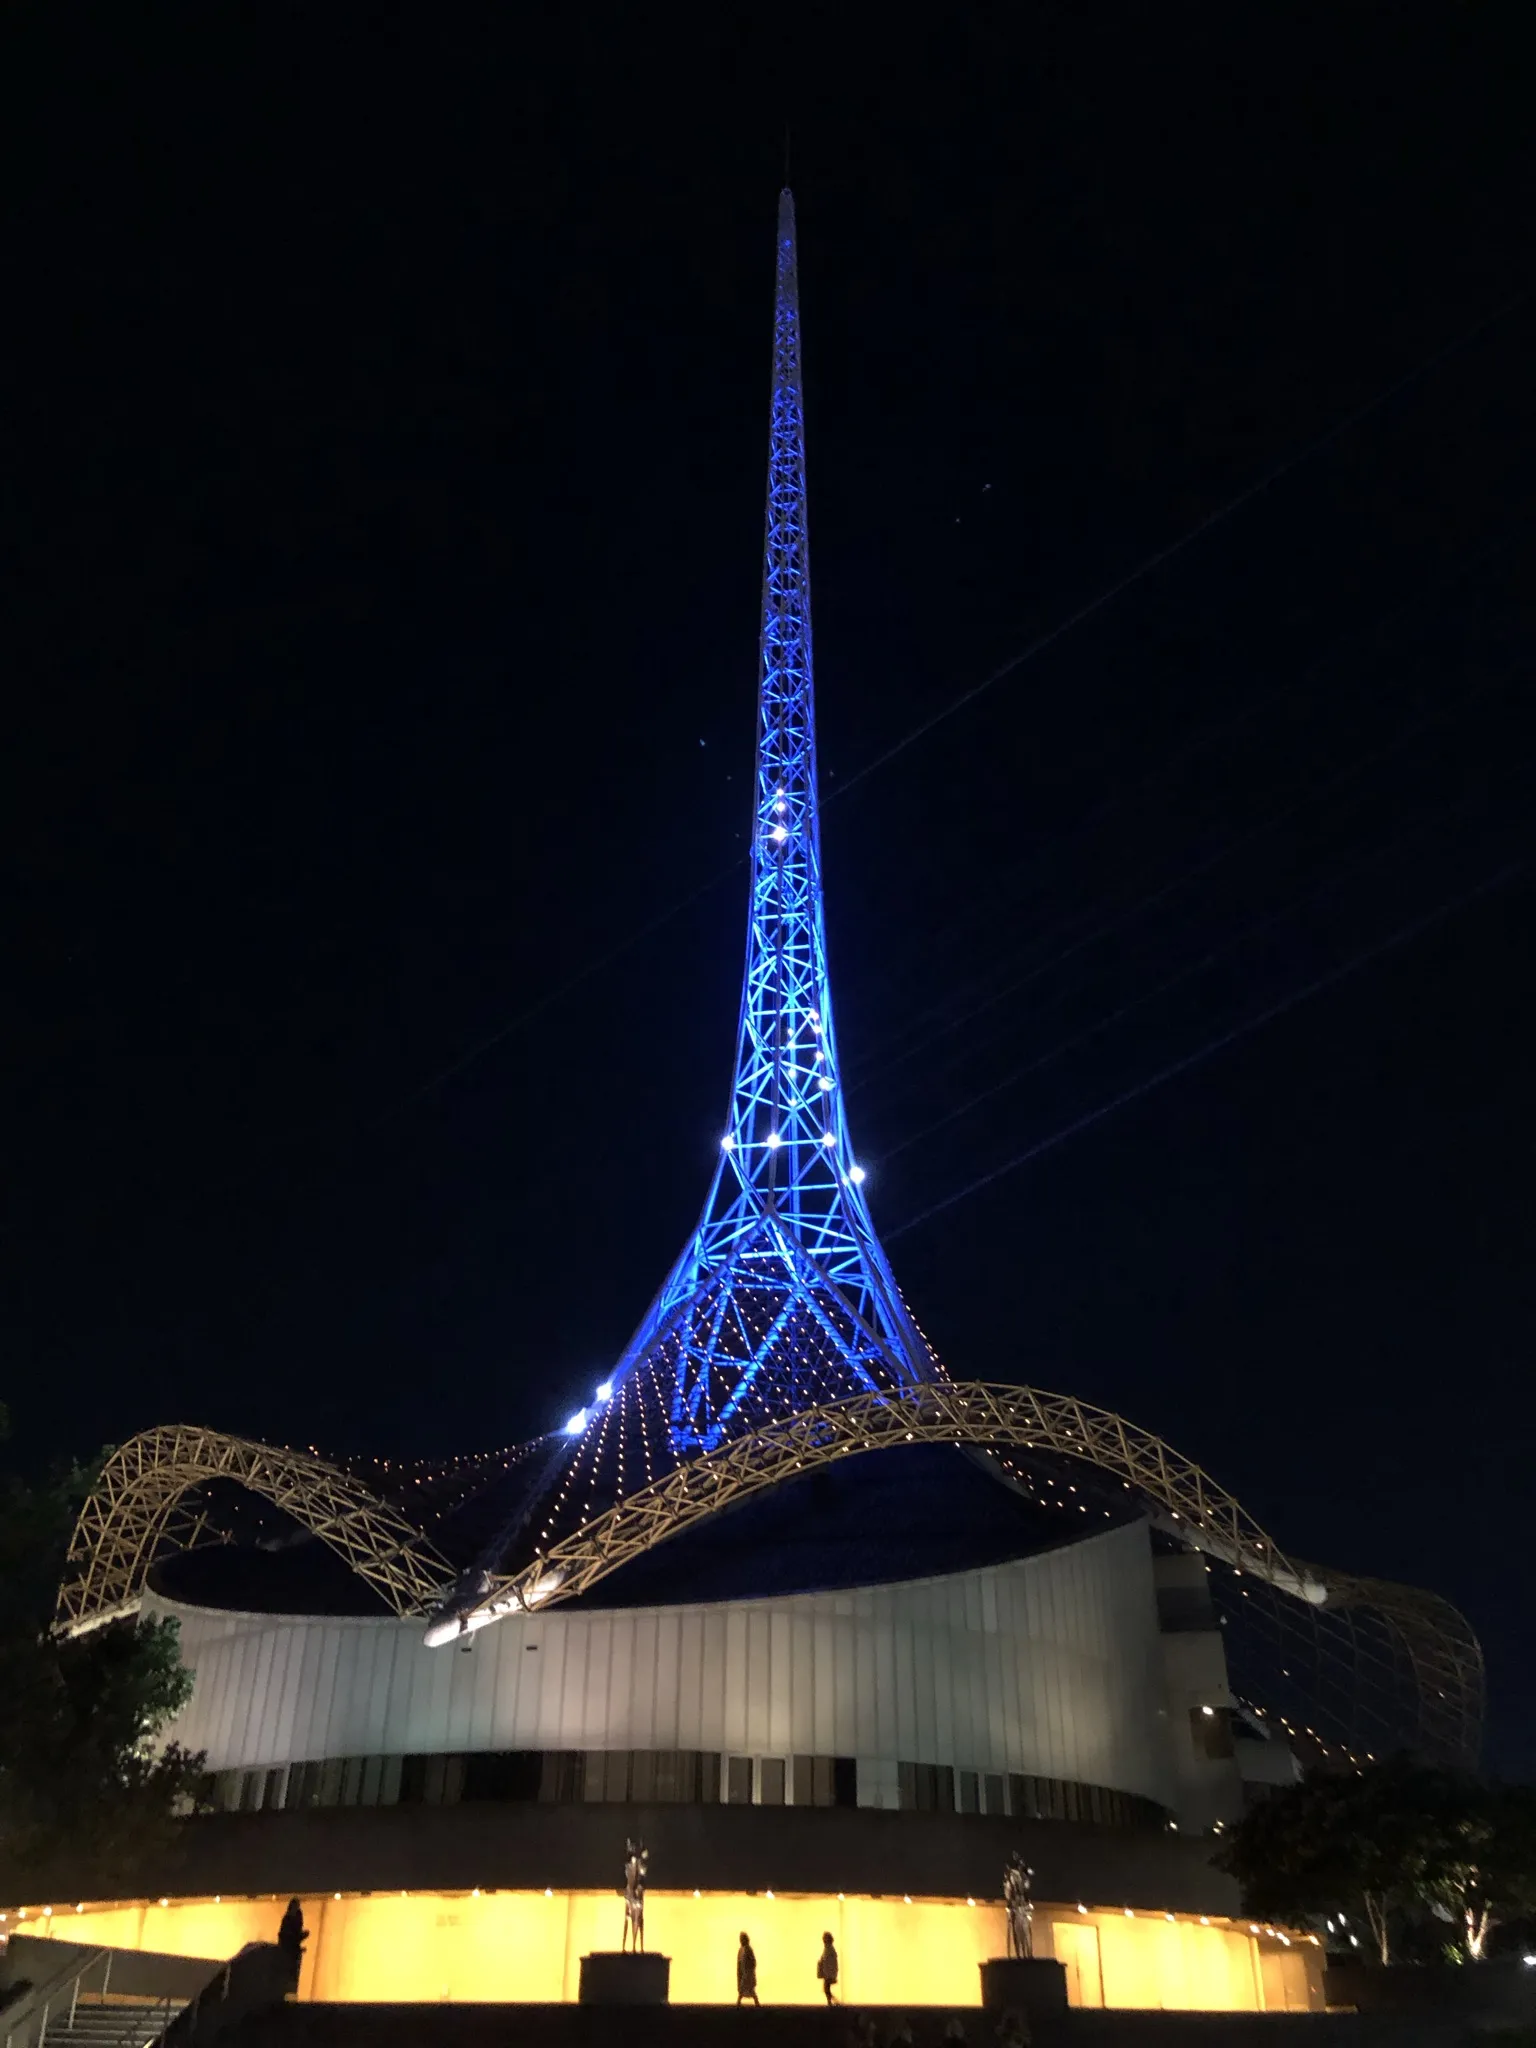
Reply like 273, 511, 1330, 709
3, 10, 1532, 1768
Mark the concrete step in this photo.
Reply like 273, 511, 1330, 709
205, 2003, 1485, 2048
43, 1996, 185, 2047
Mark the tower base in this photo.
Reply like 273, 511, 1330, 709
578, 1953, 671, 2004
978, 1958, 1068, 2015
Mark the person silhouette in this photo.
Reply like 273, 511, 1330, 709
276, 1898, 307, 1990
817, 1930, 839, 2005
736, 1930, 759, 2005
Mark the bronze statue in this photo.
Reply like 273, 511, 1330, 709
1003, 1854, 1034, 1960
622, 1837, 648, 1953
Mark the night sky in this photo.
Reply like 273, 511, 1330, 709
4, 12, 1531, 1770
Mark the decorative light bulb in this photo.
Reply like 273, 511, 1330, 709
765, 1130, 782, 1148
848, 1164, 866, 1184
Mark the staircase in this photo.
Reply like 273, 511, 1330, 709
38, 1996, 184, 2048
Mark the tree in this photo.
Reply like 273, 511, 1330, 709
1217, 1758, 1446, 1964
0, 1406, 207, 1882
1219, 1760, 1536, 1967
1416, 1772, 1536, 1962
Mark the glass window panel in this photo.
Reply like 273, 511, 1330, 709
726, 1756, 753, 1805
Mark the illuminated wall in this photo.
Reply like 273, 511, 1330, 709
144, 1517, 1180, 1813
9, 1892, 1322, 2012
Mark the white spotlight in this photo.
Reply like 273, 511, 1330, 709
765, 1130, 782, 1148
564, 1409, 588, 1435
848, 1164, 866, 1184
594, 1381, 614, 1403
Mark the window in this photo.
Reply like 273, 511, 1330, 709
957, 1770, 979, 1814
1191, 1707, 1235, 1760
983, 1774, 1005, 1817
583, 1751, 630, 1802
462, 1752, 542, 1803
653, 1751, 695, 1803
726, 1755, 753, 1805
423, 1755, 464, 1806
897, 1762, 953, 1812
539, 1751, 582, 1803
760, 1757, 786, 1805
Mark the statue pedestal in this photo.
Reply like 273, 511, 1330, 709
979, 1958, 1069, 2016
578, 1952, 671, 2004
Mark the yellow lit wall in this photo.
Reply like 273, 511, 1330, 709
10, 1893, 1321, 2012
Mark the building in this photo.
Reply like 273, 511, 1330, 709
22, 190, 1477, 2016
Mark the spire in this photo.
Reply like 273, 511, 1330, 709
524, 193, 935, 1555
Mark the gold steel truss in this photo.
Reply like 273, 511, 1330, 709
54, 1389, 1482, 1761
458, 1381, 1483, 1761
55, 1424, 455, 1636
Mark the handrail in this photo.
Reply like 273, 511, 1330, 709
3, 1947, 111, 2048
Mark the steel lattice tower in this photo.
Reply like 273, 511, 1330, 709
529, 191, 936, 1551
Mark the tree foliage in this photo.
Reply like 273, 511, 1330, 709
0, 1406, 207, 1881
1217, 1757, 1536, 1965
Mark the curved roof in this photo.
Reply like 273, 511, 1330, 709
56, 1381, 1483, 1767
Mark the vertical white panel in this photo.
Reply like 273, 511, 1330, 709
743, 1608, 770, 1752
377, 1617, 414, 1753
763, 1608, 789, 1753
535, 1617, 572, 1749
313, 1626, 347, 1762
244, 1629, 277, 1764
682, 1611, 712, 1748
830, 1597, 856, 1757
605, 1616, 635, 1748
444, 1624, 479, 1750
653, 1611, 681, 1748
214, 1633, 248, 1763
810, 1609, 835, 1755
851, 1598, 876, 1759
929, 1585, 956, 1770
463, 1620, 499, 1750
270, 1617, 305, 1765
722, 1607, 748, 1753
790, 1608, 816, 1754
890, 1597, 917, 1761
630, 1613, 663, 1744
359, 1623, 390, 1754
577, 1618, 608, 1747
281, 1624, 315, 1761
496, 1621, 527, 1748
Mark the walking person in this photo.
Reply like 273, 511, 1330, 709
817, 1929, 839, 2006
736, 1930, 760, 2005
276, 1898, 307, 1991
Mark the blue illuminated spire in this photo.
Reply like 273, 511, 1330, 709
542, 192, 933, 1539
